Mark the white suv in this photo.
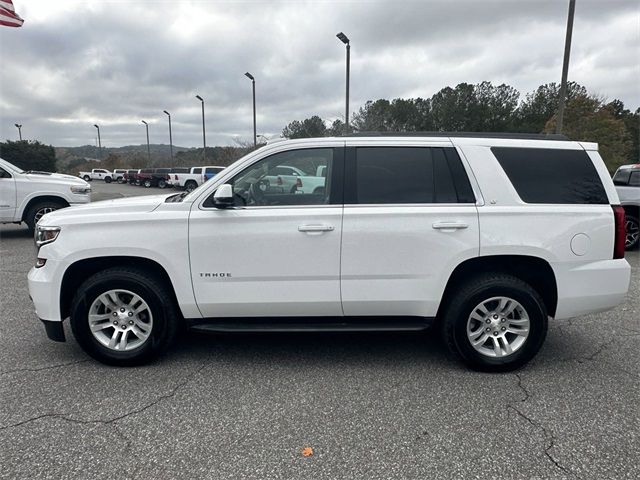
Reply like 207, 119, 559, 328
28, 135, 631, 371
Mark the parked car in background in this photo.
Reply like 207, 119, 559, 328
29, 134, 631, 371
265, 164, 327, 194
173, 166, 213, 191
150, 168, 172, 189
613, 163, 640, 249
1, 157, 91, 232
112, 169, 128, 183
135, 168, 154, 187
203, 166, 225, 182
78, 168, 113, 183
124, 169, 140, 185
168, 167, 190, 187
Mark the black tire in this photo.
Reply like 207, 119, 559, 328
144, 180, 152, 188
158, 179, 167, 189
83, 175, 91, 182
70, 267, 179, 366
185, 180, 197, 192
104, 176, 112, 184
625, 214, 639, 250
441, 273, 548, 372
117, 177, 125, 184
25, 199, 66, 232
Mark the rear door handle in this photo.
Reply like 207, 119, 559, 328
432, 222, 469, 231
298, 224, 334, 233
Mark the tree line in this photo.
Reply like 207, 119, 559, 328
282, 81, 639, 172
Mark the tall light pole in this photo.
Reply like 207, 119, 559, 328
244, 72, 256, 147
141, 120, 151, 164
14, 123, 22, 141
163, 110, 173, 162
93, 124, 102, 159
195, 95, 206, 163
336, 32, 350, 133
556, 0, 576, 134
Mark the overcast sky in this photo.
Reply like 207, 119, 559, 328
0, 0, 638, 148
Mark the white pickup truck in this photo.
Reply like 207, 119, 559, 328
79, 168, 113, 183
0, 157, 91, 231
173, 166, 225, 191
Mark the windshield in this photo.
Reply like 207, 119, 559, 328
0, 158, 25, 174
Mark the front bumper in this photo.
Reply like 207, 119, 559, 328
28, 259, 63, 322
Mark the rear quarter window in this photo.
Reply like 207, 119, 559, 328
491, 147, 608, 204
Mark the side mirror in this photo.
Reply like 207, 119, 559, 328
213, 184, 234, 208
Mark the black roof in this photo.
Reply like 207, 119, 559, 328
343, 131, 569, 141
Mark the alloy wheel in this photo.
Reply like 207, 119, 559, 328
625, 217, 639, 249
466, 296, 530, 358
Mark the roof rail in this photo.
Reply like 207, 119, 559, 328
343, 131, 570, 141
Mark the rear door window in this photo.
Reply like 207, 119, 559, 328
491, 147, 608, 204
629, 171, 640, 187
351, 147, 475, 204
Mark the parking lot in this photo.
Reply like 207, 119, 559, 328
0, 182, 638, 480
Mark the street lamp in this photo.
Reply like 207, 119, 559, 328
556, 0, 576, 134
336, 32, 350, 133
14, 123, 22, 141
163, 110, 173, 162
244, 72, 256, 147
141, 120, 151, 164
195, 95, 206, 163
93, 124, 102, 159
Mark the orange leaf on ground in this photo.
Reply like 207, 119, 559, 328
301, 447, 314, 457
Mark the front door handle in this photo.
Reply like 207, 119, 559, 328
298, 224, 334, 233
432, 222, 469, 231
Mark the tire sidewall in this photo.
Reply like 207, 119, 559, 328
449, 281, 547, 371
626, 215, 639, 250
70, 273, 172, 365
26, 201, 63, 232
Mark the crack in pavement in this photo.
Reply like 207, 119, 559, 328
0, 359, 89, 376
508, 373, 580, 479
0, 362, 207, 432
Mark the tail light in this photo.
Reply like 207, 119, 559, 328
174, 175, 178, 180
612, 205, 626, 259
276, 176, 283, 186
295, 178, 303, 188
166, 174, 170, 180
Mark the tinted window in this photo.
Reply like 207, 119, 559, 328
354, 147, 474, 204
171, 168, 190, 174
491, 147, 608, 204
0, 167, 11, 178
630, 171, 640, 187
225, 148, 333, 207
205, 167, 224, 174
613, 169, 631, 186
192, 168, 202, 174
155, 168, 171, 174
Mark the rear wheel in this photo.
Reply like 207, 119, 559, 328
25, 199, 66, 232
144, 179, 152, 188
442, 274, 547, 372
625, 214, 639, 250
83, 175, 90, 182
104, 176, 112, 184
70, 267, 179, 366
185, 180, 197, 192
158, 179, 167, 189
117, 177, 125, 184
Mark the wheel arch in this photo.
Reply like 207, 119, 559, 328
21, 195, 70, 222
60, 256, 181, 321
437, 255, 558, 319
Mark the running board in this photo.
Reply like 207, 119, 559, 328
187, 316, 435, 333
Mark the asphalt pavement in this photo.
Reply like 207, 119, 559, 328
0, 181, 638, 479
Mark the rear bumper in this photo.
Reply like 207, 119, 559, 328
553, 259, 631, 319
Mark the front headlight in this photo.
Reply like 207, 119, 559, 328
35, 225, 61, 248
70, 185, 91, 194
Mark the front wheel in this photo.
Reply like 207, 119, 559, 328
625, 215, 639, 250
70, 267, 179, 366
25, 200, 66, 232
185, 180, 197, 192
158, 179, 167, 189
83, 175, 91, 182
144, 180, 152, 188
442, 274, 547, 372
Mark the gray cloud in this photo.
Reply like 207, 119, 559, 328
1, 0, 638, 148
